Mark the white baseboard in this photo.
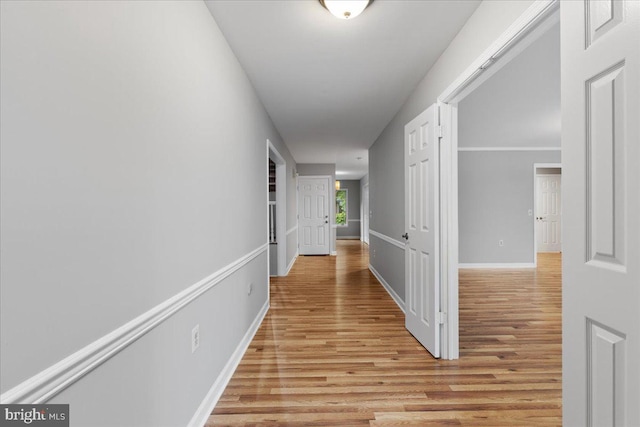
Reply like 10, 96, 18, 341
458, 262, 536, 269
330, 251, 337, 256
285, 253, 298, 275
369, 264, 405, 313
188, 300, 269, 427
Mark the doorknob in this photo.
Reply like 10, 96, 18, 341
402, 233, 409, 240
325, 220, 329, 224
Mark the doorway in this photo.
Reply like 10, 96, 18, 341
268, 140, 287, 276
534, 164, 562, 261
362, 183, 369, 244
436, 2, 561, 359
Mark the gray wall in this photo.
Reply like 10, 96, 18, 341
458, 152, 561, 264
458, 23, 560, 264
337, 180, 361, 239
368, 1, 536, 303
0, 1, 295, 425
296, 163, 337, 254
458, 24, 561, 149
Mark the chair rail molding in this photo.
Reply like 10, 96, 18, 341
0, 244, 269, 405
369, 229, 406, 250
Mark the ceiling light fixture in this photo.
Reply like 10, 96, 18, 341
335, 180, 341, 190
319, 0, 372, 20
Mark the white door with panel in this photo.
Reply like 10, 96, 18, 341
404, 104, 440, 358
298, 177, 330, 255
562, 1, 640, 426
536, 174, 562, 252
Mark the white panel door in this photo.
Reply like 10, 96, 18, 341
298, 177, 330, 255
404, 104, 440, 358
562, 1, 639, 426
536, 174, 562, 252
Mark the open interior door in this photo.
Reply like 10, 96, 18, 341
404, 104, 440, 358
562, 1, 640, 425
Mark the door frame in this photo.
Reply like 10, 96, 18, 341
533, 162, 562, 263
297, 175, 332, 255
436, 0, 560, 360
362, 183, 369, 244
267, 140, 287, 276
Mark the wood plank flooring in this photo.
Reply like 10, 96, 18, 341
207, 241, 562, 426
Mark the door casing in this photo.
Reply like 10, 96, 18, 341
436, 0, 560, 360
268, 139, 287, 276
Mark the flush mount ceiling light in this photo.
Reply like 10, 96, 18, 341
319, 0, 372, 20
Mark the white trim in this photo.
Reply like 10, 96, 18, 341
286, 253, 298, 275
439, 0, 559, 104
369, 264, 405, 313
268, 140, 287, 276
188, 300, 269, 427
450, 9, 560, 103
0, 244, 268, 404
286, 225, 298, 235
437, 0, 560, 362
439, 102, 459, 361
330, 251, 337, 256
459, 262, 536, 269
369, 229, 405, 250
458, 146, 561, 152
362, 183, 369, 244
533, 162, 563, 169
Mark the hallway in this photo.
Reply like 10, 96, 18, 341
208, 241, 562, 426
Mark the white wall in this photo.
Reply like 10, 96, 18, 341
368, 1, 536, 303
0, 1, 294, 425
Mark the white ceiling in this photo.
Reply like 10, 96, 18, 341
205, 0, 481, 179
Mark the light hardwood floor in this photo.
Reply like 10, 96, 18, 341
207, 241, 562, 426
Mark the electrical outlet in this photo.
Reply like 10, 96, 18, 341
247, 282, 253, 295
191, 324, 200, 353
499, 240, 504, 247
